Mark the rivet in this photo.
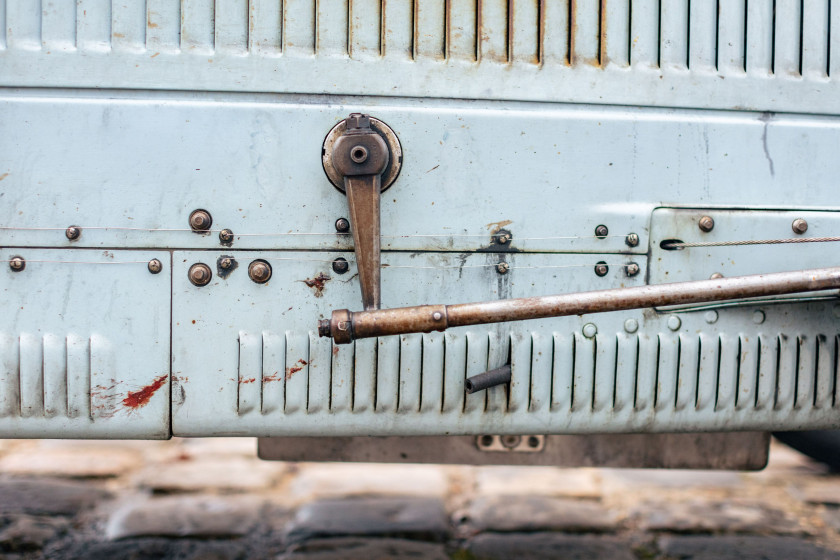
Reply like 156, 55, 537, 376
65, 226, 81, 240
433, 311, 443, 321
704, 310, 719, 324
335, 218, 351, 233
667, 316, 682, 331
698, 216, 715, 232
594, 262, 609, 277
332, 257, 349, 275
594, 225, 609, 239
219, 257, 233, 270
496, 262, 510, 274
710, 272, 724, 280
752, 310, 766, 324
189, 209, 212, 232
248, 260, 272, 284
218, 229, 234, 244
188, 263, 212, 286
147, 259, 163, 274
582, 323, 597, 338
624, 319, 639, 333
625, 263, 640, 277
625, 233, 639, 247
9, 256, 25, 272
792, 218, 808, 234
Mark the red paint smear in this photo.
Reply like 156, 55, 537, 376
240, 378, 256, 384
285, 359, 309, 380
122, 375, 168, 409
264, 371, 281, 382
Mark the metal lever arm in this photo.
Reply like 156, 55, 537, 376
331, 114, 389, 310
319, 267, 840, 344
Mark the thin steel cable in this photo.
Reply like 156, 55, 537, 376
662, 236, 840, 249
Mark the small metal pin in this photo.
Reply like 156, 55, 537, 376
218, 229, 234, 244
248, 260, 272, 284
188, 263, 212, 286
147, 259, 163, 274
65, 226, 81, 240
189, 209, 212, 232
594, 262, 609, 277
698, 216, 715, 232
625, 233, 639, 247
595, 225, 609, 238
792, 218, 808, 234
9, 256, 25, 272
496, 262, 510, 274
625, 263, 640, 277
335, 218, 351, 233
332, 257, 349, 275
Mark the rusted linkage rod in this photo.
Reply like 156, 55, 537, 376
318, 267, 840, 344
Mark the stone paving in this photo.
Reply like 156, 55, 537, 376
0, 438, 838, 559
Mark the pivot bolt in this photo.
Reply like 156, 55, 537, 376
350, 145, 369, 164
9, 256, 25, 272
698, 216, 715, 232
792, 218, 808, 234
248, 260, 272, 284
188, 263, 212, 286
189, 209, 212, 232
147, 259, 163, 274
595, 225, 609, 239
625, 233, 639, 247
65, 226, 81, 240
496, 262, 510, 274
218, 229, 234, 244
335, 218, 351, 233
625, 263, 640, 277
594, 262, 609, 277
332, 257, 349, 275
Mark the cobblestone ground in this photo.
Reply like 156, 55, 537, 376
0, 438, 838, 559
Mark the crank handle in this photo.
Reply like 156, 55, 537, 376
318, 267, 840, 344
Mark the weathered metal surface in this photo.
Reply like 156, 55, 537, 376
258, 432, 771, 469
0, 1, 838, 114
321, 268, 840, 342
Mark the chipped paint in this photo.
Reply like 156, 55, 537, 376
302, 273, 331, 297
285, 359, 308, 380
122, 375, 168, 409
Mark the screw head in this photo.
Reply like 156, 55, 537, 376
248, 260, 272, 284
219, 257, 233, 270
188, 263, 212, 286
218, 229, 234, 244
594, 262, 609, 277
332, 257, 349, 275
595, 225, 609, 238
189, 209, 212, 232
9, 256, 25, 272
496, 262, 510, 274
147, 259, 163, 274
65, 226, 81, 240
792, 218, 808, 234
625, 233, 639, 247
625, 263, 640, 277
698, 216, 715, 232
335, 218, 351, 233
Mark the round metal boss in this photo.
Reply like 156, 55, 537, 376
322, 117, 403, 194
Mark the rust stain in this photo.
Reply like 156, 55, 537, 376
150, 52, 160, 58
332, 346, 340, 356
113, 32, 125, 38
264, 371, 281, 382
240, 378, 256, 384
122, 375, 168, 409
302, 273, 331, 297
486, 219, 513, 233
0, 173, 8, 181
285, 359, 308, 380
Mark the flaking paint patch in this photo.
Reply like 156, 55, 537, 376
286, 359, 308, 380
123, 375, 168, 409
302, 273, 331, 297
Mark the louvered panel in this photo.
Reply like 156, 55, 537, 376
465, 331, 490, 412
718, 0, 746, 73
249, 0, 282, 54
572, 333, 594, 411
42, 334, 67, 418
419, 333, 444, 413
529, 332, 552, 413
0, 335, 20, 417
614, 333, 637, 411
146, 0, 180, 51
331, 338, 353, 412
755, 335, 776, 410
181, 0, 215, 51
716, 334, 740, 410
76, 0, 111, 50
550, 333, 573, 411
485, 332, 508, 413
696, 333, 719, 411
42, 0, 76, 49
284, 331, 308, 413
350, 0, 381, 57
630, 0, 660, 67
676, 334, 698, 411
572, 0, 600, 65
831, 1, 840, 76
593, 333, 615, 412
660, 0, 687, 69
542, 0, 569, 64
376, 336, 399, 412
318, 0, 349, 56
512, 0, 539, 64
479, 0, 508, 62
635, 334, 658, 411
398, 334, 422, 412
737, 335, 759, 410
383, 0, 412, 58
416, 0, 445, 59
802, 0, 830, 78
814, 334, 834, 408
237, 331, 261, 415
688, 0, 716, 69
442, 333, 466, 414
656, 334, 679, 412
776, 334, 797, 410
66, 334, 91, 419
215, 0, 249, 53
602, 1, 629, 66
111, 0, 145, 51
6, 0, 41, 49
0, 0, 6, 49
796, 335, 817, 409
261, 331, 284, 414
283, 0, 315, 54
307, 332, 331, 413
775, 0, 803, 76
18, 334, 43, 418
746, 0, 774, 75
353, 338, 376, 412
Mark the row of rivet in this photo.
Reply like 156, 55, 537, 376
7, 256, 164, 274
699, 215, 809, 235
188, 259, 272, 286
581, 309, 770, 338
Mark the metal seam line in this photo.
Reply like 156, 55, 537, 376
1, 259, 635, 269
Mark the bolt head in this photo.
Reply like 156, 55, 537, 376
594, 262, 609, 277
625, 263, 640, 277
9, 256, 25, 272
65, 226, 81, 240
792, 218, 808, 234
189, 209, 212, 232
248, 260, 272, 284
188, 263, 212, 286
698, 216, 715, 232
332, 257, 349, 275
625, 233, 639, 247
218, 229, 234, 244
496, 262, 510, 274
147, 259, 163, 274
335, 218, 351, 233
595, 225, 609, 238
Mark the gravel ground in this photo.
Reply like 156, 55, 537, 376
0, 437, 837, 559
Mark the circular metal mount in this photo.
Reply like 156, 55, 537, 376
322, 117, 403, 194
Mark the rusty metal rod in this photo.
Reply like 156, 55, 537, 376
319, 267, 840, 344
465, 365, 512, 394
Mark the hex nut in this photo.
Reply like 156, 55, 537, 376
792, 218, 808, 234
189, 209, 213, 232
698, 216, 715, 232
147, 259, 163, 274
625, 263, 640, 277
9, 256, 25, 272
594, 262, 609, 277
218, 229, 234, 244
188, 263, 212, 286
65, 226, 81, 240
332, 257, 349, 275
625, 233, 640, 247
595, 225, 609, 239
335, 218, 351, 233
248, 260, 272, 284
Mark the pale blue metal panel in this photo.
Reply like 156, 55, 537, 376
746, 0, 774, 75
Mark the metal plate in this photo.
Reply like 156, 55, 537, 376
258, 432, 771, 470
0, 249, 171, 438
